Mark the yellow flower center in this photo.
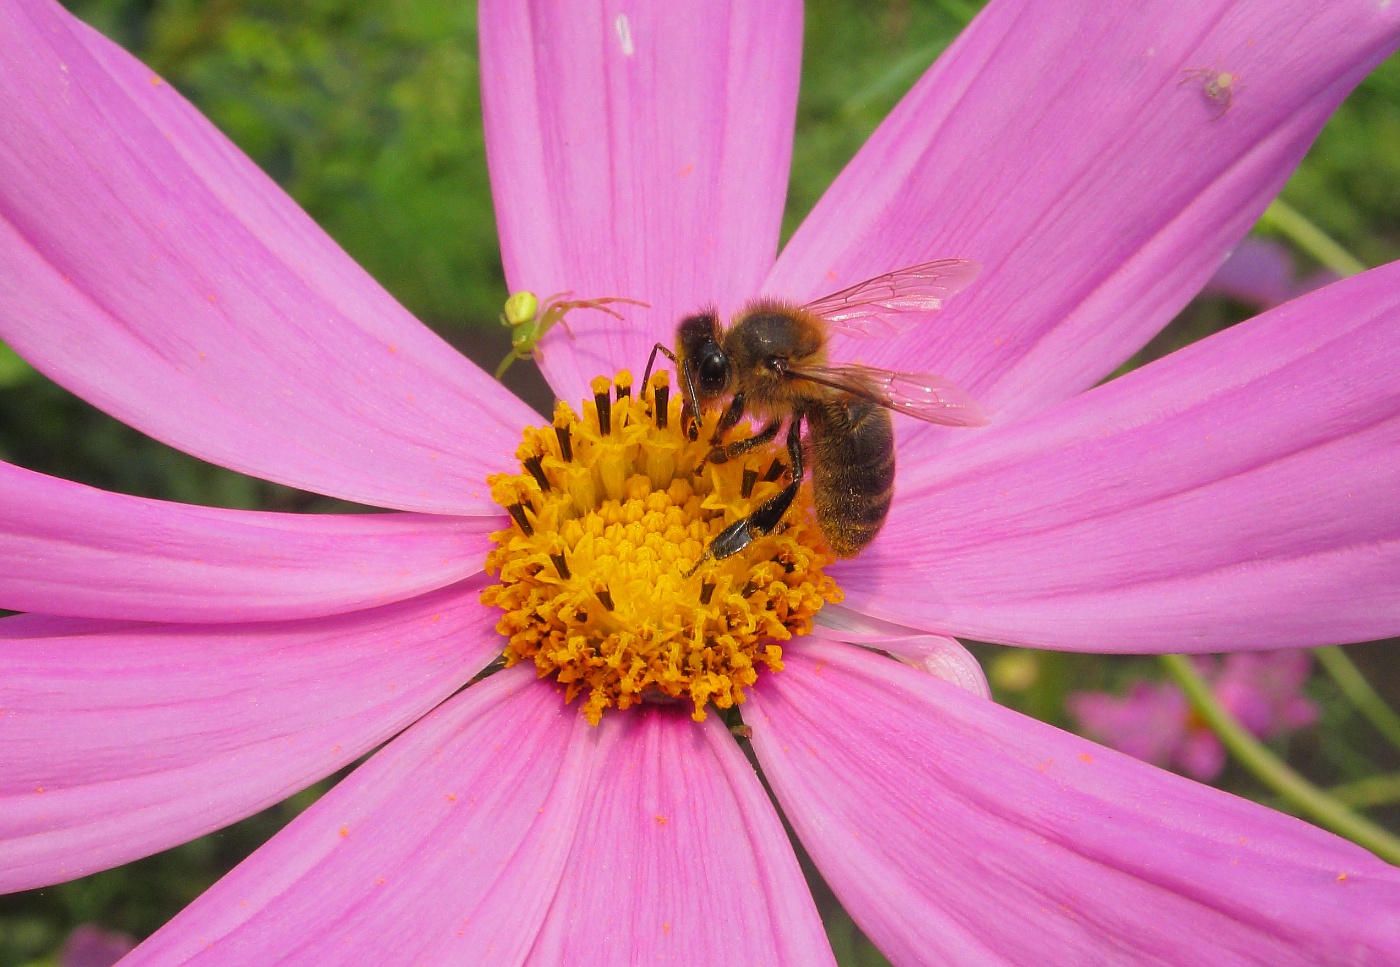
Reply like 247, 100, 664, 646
482, 371, 841, 724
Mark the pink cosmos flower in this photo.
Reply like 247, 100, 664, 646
1201, 236, 1338, 309
59, 924, 139, 967
3, 0, 1400, 963
1068, 650, 1320, 781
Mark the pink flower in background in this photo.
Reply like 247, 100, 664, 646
2, 0, 1400, 965
58, 925, 139, 967
1070, 650, 1320, 781
1201, 235, 1339, 310
1214, 649, 1321, 738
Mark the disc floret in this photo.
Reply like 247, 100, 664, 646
482, 371, 841, 724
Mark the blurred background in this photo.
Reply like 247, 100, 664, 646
1, 1, 1398, 964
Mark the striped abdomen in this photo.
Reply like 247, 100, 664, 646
804, 397, 895, 557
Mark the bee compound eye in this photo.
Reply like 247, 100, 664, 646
698, 353, 729, 392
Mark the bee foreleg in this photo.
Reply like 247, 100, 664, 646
709, 392, 748, 447
641, 342, 676, 393
687, 414, 805, 578
706, 417, 779, 464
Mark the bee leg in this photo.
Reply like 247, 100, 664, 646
641, 342, 675, 393
709, 392, 747, 446
687, 416, 804, 576
785, 410, 804, 481
707, 417, 779, 464
678, 361, 704, 440
643, 342, 702, 438
687, 483, 798, 576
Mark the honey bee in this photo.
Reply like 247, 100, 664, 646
642, 259, 988, 569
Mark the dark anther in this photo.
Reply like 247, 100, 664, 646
595, 388, 612, 435
550, 552, 571, 580
555, 424, 573, 462
741, 468, 758, 500
596, 587, 615, 611
615, 381, 631, 401
699, 581, 716, 606
507, 503, 534, 536
654, 383, 669, 429
741, 580, 758, 597
762, 459, 786, 483
575, 608, 589, 623
523, 454, 550, 493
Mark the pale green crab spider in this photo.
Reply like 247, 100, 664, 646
495, 291, 647, 379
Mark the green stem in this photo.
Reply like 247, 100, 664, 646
1159, 654, 1400, 864
842, 43, 946, 114
1329, 773, 1400, 810
1314, 645, 1400, 751
1258, 198, 1367, 277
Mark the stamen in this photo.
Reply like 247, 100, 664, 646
653, 381, 669, 428
763, 458, 786, 483
592, 375, 613, 435
522, 454, 551, 493
482, 371, 841, 724
507, 503, 533, 536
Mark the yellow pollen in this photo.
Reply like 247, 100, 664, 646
482, 370, 841, 724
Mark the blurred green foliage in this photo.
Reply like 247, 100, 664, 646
1, 1, 1398, 964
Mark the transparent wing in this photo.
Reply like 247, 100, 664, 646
801, 259, 981, 338
790, 363, 989, 427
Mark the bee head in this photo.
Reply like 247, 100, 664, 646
677, 311, 730, 400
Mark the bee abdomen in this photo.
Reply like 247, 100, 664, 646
807, 399, 896, 557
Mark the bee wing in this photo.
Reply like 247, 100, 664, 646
791, 363, 989, 427
801, 259, 980, 338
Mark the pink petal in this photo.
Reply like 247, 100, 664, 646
0, 580, 499, 893
766, 0, 1400, 431
525, 708, 835, 967
122, 668, 593, 967
836, 263, 1400, 652
748, 641, 1400, 966
817, 607, 989, 698
480, 0, 802, 402
0, 460, 498, 622
0, 1, 534, 513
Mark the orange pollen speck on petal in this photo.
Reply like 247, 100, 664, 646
481, 370, 841, 725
